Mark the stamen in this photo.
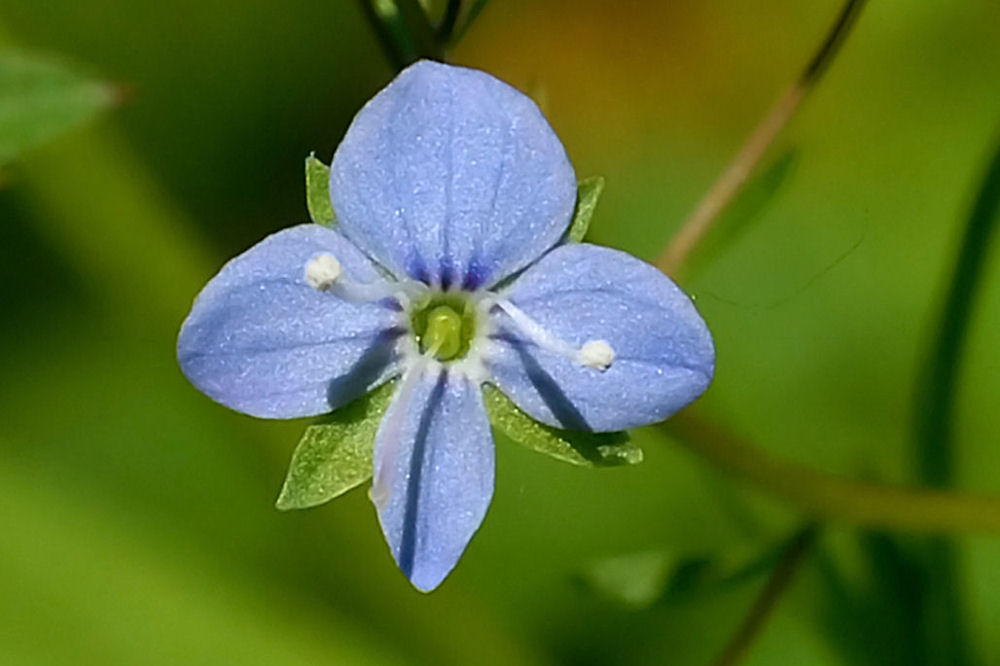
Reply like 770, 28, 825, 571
489, 298, 616, 371
304, 253, 427, 303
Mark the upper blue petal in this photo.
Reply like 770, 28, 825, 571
373, 367, 494, 592
330, 60, 577, 290
485, 243, 715, 432
177, 224, 403, 419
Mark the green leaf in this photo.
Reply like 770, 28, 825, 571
0, 50, 115, 165
304, 153, 336, 226
580, 550, 677, 608
580, 530, 802, 609
566, 176, 605, 242
276, 381, 396, 510
482, 384, 640, 466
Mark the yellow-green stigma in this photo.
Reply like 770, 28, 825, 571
410, 296, 477, 362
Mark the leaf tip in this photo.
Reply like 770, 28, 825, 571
568, 175, 606, 243
304, 152, 336, 226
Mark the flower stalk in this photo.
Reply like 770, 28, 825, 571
655, 0, 869, 277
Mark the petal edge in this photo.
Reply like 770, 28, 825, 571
485, 243, 715, 432
330, 60, 577, 289
177, 224, 402, 419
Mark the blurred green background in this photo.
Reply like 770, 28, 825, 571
2, 1, 999, 664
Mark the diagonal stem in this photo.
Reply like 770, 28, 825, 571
656, 0, 868, 276
393, 0, 445, 61
710, 524, 819, 666
448, 0, 491, 46
437, 0, 462, 44
357, 0, 445, 70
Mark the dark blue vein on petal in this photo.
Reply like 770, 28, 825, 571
398, 370, 449, 578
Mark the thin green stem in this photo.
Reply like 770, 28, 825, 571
915, 133, 1000, 488
710, 524, 819, 666
393, 0, 445, 62
436, 0, 462, 44
357, 0, 415, 70
909, 131, 1000, 666
663, 413, 1000, 535
448, 0, 490, 46
358, 0, 444, 70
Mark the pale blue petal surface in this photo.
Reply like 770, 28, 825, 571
330, 60, 577, 290
373, 367, 494, 592
486, 243, 715, 432
177, 224, 403, 419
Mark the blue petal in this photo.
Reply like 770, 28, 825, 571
485, 243, 715, 432
373, 367, 494, 592
330, 60, 577, 290
177, 224, 403, 419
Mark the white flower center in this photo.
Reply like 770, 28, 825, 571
303, 253, 616, 508
303, 254, 615, 374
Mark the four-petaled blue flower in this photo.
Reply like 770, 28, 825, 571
177, 60, 715, 592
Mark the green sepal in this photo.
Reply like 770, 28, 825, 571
482, 384, 641, 466
275, 381, 396, 510
566, 175, 605, 242
0, 50, 115, 165
304, 153, 336, 226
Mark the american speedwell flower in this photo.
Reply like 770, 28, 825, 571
178, 61, 715, 591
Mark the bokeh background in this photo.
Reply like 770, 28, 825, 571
2, 1, 1000, 664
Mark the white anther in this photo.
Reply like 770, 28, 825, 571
578, 339, 615, 371
304, 253, 342, 290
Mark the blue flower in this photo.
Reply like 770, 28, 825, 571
177, 60, 715, 591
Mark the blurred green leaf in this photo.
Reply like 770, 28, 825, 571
813, 533, 927, 666
0, 50, 114, 165
580, 550, 676, 608
579, 531, 803, 610
276, 381, 396, 510
304, 153, 336, 226
567, 176, 605, 242
483, 384, 640, 466
0, 457, 410, 666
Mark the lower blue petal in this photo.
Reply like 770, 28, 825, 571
485, 243, 715, 432
177, 224, 403, 419
372, 366, 494, 592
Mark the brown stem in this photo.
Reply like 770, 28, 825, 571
663, 412, 1000, 535
710, 524, 819, 666
656, 0, 868, 276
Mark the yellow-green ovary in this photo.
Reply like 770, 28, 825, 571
421, 305, 464, 360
